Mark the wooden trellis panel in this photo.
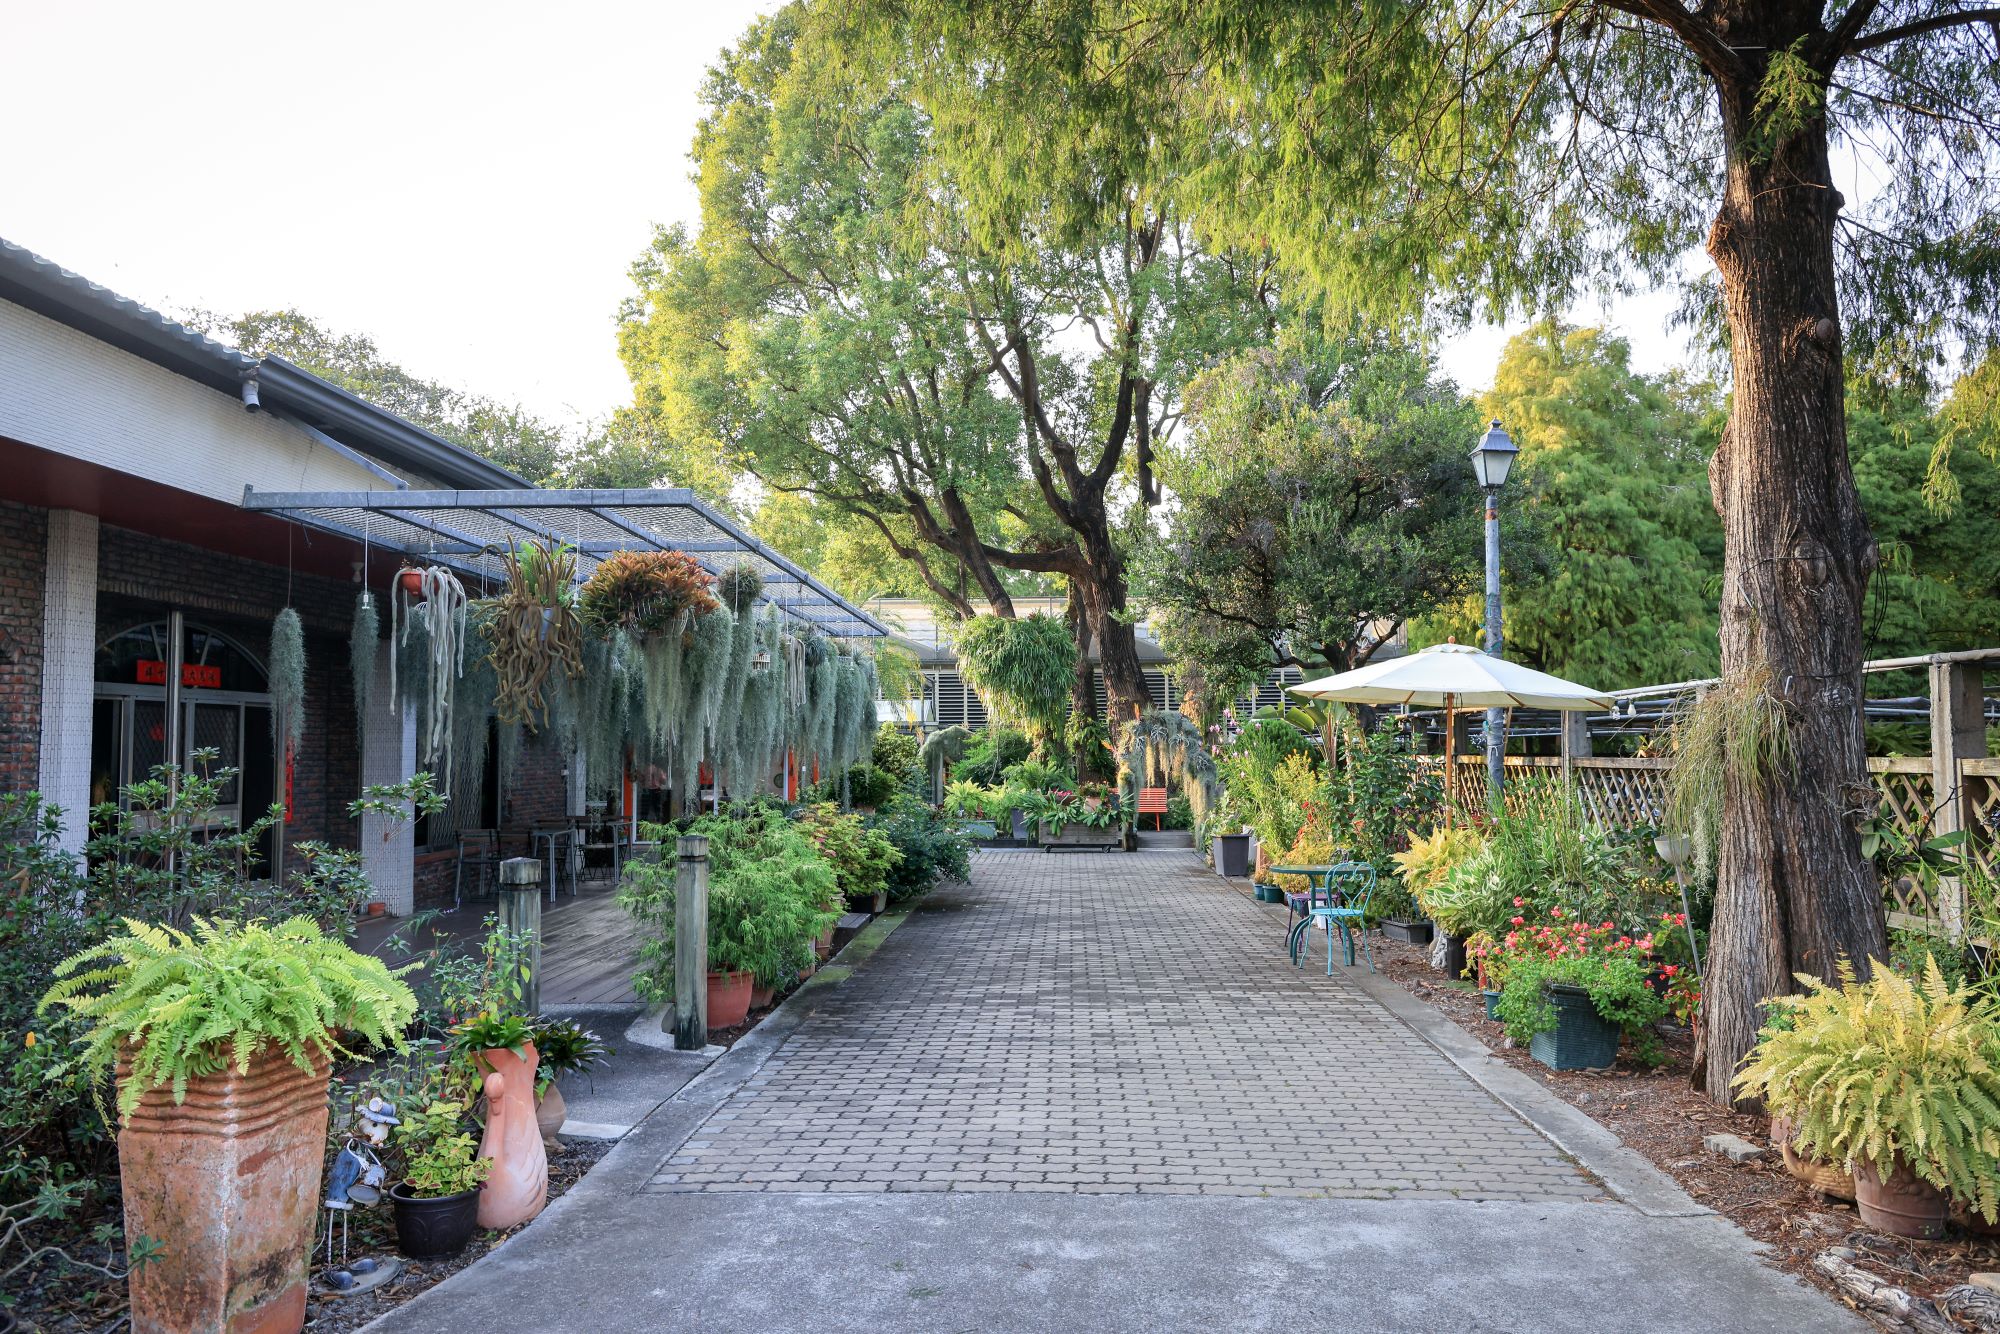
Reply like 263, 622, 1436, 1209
1571, 759, 1671, 830
1963, 759, 2000, 886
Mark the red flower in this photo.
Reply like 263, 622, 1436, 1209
1510, 916, 1524, 927
1662, 964, 1680, 978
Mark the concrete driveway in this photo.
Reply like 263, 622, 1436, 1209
364, 851, 1859, 1333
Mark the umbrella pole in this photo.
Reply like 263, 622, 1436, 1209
1443, 693, 1456, 826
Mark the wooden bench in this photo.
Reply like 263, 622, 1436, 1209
1136, 786, 1169, 830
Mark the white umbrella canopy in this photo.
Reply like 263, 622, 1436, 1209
1288, 642, 1615, 712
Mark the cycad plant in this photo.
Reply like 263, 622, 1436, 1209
1735, 958, 2000, 1223
39, 916, 419, 1121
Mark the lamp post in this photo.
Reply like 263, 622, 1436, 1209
1469, 419, 1518, 807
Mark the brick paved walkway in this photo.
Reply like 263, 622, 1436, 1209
646, 851, 1601, 1201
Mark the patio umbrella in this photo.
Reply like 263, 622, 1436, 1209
1288, 642, 1614, 810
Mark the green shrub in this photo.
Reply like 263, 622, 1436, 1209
871, 726, 920, 782
619, 810, 842, 993
40, 916, 419, 1121
1000, 758, 1065, 792
798, 804, 901, 905
393, 1099, 491, 1198
869, 797, 971, 899
952, 729, 1033, 786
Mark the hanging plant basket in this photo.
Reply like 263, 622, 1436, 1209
398, 566, 427, 600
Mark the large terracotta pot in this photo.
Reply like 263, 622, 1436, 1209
750, 981, 776, 1009
474, 1043, 547, 1230
117, 1048, 329, 1334
534, 1079, 566, 1151
1853, 1153, 1948, 1240
707, 970, 753, 1029
1770, 1115, 1855, 1201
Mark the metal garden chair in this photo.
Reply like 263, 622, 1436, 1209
1296, 861, 1379, 973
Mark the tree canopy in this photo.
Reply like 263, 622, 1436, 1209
1142, 333, 1487, 686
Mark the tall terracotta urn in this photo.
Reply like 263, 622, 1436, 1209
475, 1043, 547, 1229
117, 1049, 330, 1334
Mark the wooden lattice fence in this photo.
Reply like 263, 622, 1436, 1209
1428, 752, 1996, 931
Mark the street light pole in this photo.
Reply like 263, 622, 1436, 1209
1468, 420, 1518, 811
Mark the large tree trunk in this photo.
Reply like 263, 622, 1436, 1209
1696, 82, 1884, 1106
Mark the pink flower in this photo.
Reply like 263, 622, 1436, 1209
1510, 916, 1524, 927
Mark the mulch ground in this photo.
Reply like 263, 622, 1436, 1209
302, 1136, 614, 1333
1374, 935, 2000, 1321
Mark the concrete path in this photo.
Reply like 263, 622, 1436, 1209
366, 851, 1860, 1333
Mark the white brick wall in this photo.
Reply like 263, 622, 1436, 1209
359, 646, 418, 915
0, 299, 390, 500
37, 509, 97, 849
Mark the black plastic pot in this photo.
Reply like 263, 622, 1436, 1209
1441, 932, 1468, 980
1381, 918, 1434, 946
1214, 833, 1251, 878
390, 1182, 482, 1259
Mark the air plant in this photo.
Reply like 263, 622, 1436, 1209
270, 608, 306, 747
350, 592, 378, 729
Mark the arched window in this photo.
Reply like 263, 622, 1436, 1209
90, 621, 275, 835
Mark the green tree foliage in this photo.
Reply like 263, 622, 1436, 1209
1414, 324, 1723, 689
617, 9, 1274, 717
951, 613, 1077, 749
1143, 333, 1486, 688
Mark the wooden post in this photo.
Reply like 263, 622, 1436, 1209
1560, 710, 1592, 788
1930, 660, 1987, 939
672, 834, 710, 1051
496, 857, 543, 1015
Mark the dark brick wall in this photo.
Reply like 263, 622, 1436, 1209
0, 501, 47, 793
502, 729, 569, 828
95, 524, 362, 873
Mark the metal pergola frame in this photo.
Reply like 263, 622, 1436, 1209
241, 486, 891, 638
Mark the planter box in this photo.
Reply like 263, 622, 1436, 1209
1381, 918, 1434, 946
1528, 983, 1622, 1071
1040, 821, 1124, 852
118, 1049, 329, 1334
1214, 833, 1251, 878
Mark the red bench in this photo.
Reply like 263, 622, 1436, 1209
1136, 786, 1169, 830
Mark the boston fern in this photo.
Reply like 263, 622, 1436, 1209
40, 916, 419, 1121
1736, 958, 2000, 1223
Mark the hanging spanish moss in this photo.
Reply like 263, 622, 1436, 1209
399, 567, 469, 777
578, 630, 641, 801
642, 610, 690, 751
496, 717, 524, 799
806, 643, 839, 768
682, 604, 735, 761
448, 648, 497, 809
269, 608, 306, 747
832, 653, 872, 773
395, 610, 432, 741
1116, 710, 1222, 830
737, 661, 782, 795
715, 562, 762, 619
717, 596, 757, 786
349, 593, 378, 730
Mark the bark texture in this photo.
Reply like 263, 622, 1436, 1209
1696, 5, 1884, 1104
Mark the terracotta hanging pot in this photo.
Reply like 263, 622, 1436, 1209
707, 970, 753, 1029
534, 1080, 566, 1152
474, 1043, 548, 1230
1852, 1153, 1948, 1240
397, 566, 427, 599
117, 1048, 330, 1334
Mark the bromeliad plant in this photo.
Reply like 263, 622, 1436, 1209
39, 916, 419, 1121
1735, 959, 2000, 1224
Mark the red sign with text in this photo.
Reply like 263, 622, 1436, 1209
136, 660, 222, 689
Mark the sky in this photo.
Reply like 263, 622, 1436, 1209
1, 2, 1695, 430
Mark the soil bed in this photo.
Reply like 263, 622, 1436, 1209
1374, 935, 2000, 1318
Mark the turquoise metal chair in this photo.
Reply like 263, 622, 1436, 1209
1298, 861, 1378, 972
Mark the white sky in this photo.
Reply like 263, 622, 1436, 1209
1, 1, 1693, 427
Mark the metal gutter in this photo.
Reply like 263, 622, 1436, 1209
253, 357, 527, 490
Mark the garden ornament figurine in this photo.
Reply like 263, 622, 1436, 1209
476, 1046, 549, 1228
319, 1101, 403, 1295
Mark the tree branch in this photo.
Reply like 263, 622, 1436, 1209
1849, 6, 2000, 52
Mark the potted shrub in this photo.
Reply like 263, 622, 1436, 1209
387, 1099, 490, 1259
529, 1019, 610, 1150
1736, 960, 2000, 1240
39, 916, 416, 1333
1492, 910, 1667, 1071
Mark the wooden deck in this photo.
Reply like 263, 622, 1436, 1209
357, 880, 643, 1007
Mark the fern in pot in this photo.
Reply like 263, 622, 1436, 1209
1736, 959, 2000, 1239
40, 916, 417, 1333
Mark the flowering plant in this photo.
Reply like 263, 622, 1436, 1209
1490, 904, 1671, 1065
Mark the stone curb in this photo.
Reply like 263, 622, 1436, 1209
358, 904, 921, 1331
1232, 875, 1711, 1219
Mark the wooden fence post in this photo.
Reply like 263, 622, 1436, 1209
672, 835, 710, 1051
1930, 660, 1988, 939
496, 857, 543, 1015
1560, 711, 1592, 788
